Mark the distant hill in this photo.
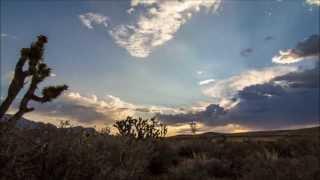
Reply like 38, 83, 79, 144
170, 126, 320, 141
0, 115, 96, 134
227, 127, 320, 137
0, 115, 55, 129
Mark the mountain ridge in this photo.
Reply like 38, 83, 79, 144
1, 115, 318, 138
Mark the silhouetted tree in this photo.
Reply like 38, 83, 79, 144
189, 121, 197, 135
0, 35, 68, 123
114, 116, 167, 139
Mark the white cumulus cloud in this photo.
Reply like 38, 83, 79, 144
110, 0, 221, 58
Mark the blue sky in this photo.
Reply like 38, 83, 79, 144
1, 0, 319, 134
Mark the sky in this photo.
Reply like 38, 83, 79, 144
1, 0, 319, 135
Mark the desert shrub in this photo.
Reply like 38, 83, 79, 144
241, 142, 320, 180
166, 156, 235, 180
205, 158, 234, 178
114, 116, 167, 140
273, 137, 320, 158
0, 124, 156, 180
168, 158, 211, 180
147, 141, 179, 175
176, 140, 206, 158
1, 122, 319, 180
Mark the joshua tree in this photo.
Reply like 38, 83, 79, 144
189, 121, 197, 135
114, 116, 167, 139
0, 35, 68, 123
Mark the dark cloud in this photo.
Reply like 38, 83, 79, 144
226, 85, 319, 129
274, 64, 320, 89
264, 36, 274, 41
237, 83, 285, 100
240, 48, 254, 57
273, 34, 320, 64
157, 104, 226, 125
295, 34, 320, 57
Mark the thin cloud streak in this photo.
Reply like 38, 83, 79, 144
79, 12, 109, 29
199, 79, 215, 85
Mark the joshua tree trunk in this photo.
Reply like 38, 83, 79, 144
9, 76, 38, 123
0, 49, 30, 119
0, 91, 19, 119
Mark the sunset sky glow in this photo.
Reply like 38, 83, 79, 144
1, 0, 319, 135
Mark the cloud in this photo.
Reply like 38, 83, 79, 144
1, 33, 8, 37
197, 71, 204, 75
1, 33, 17, 39
79, 12, 109, 29
240, 48, 253, 57
201, 66, 298, 103
272, 34, 320, 64
110, 0, 221, 58
159, 36, 320, 130
202, 34, 319, 105
273, 65, 319, 89
306, 0, 320, 6
199, 79, 215, 85
158, 64, 319, 130
264, 36, 274, 41
8, 62, 318, 133
157, 104, 226, 125
14, 92, 186, 128
224, 67, 319, 129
